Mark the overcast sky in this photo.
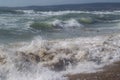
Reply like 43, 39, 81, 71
0, 0, 120, 7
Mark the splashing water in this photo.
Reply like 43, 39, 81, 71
0, 33, 120, 80
0, 10, 120, 80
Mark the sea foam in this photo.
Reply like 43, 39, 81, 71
0, 34, 120, 80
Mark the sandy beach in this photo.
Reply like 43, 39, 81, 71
68, 61, 120, 80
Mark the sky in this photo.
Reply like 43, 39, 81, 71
0, 0, 120, 7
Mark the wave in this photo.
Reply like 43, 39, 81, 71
0, 10, 24, 14
29, 15, 120, 31
26, 10, 120, 25
52, 19, 82, 28
1, 10, 120, 44
0, 34, 120, 80
30, 19, 83, 31
35, 10, 120, 16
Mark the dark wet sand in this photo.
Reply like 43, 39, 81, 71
67, 61, 120, 80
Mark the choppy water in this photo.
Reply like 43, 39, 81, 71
0, 10, 120, 80
1, 10, 120, 43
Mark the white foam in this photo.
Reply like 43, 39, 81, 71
1, 34, 120, 80
21, 10, 35, 14
63, 19, 82, 28
51, 19, 83, 29
8, 66, 67, 80
34, 10, 120, 16
52, 19, 64, 28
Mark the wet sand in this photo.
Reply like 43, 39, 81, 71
67, 61, 120, 80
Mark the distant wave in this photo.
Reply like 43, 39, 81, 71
30, 10, 120, 15
0, 10, 24, 14
0, 10, 120, 42
24, 10, 120, 25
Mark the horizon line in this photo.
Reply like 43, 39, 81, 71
0, 2, 120, 8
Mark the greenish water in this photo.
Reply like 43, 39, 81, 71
0, 10, 120, 44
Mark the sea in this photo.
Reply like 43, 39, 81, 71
0, 9, 120, 80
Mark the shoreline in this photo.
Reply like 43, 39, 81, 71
67, 61, 120, 80
0, 32, 120, 80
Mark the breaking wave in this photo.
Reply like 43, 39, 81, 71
35, 10, 120, 16
30, 19, 83, 31
0, 34, 120, 80
1, 10, 120, 80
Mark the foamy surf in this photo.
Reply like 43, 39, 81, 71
0, 33, 120, 80
0, 10, 120, 80
51, 19, 83, 29
32, 10, 120, 16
